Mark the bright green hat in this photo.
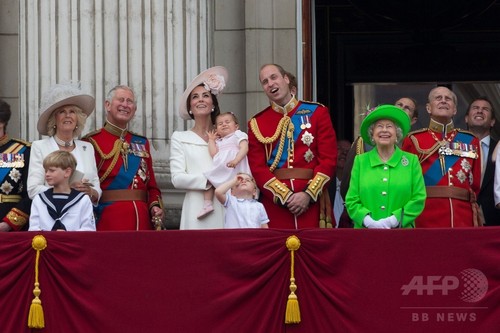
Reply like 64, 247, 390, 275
360, 104, 411, 144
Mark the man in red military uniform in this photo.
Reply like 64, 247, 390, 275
84, 85, 164, 230
248, 64, 337, 229
402, 86, 482, 227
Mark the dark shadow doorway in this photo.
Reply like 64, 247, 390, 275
314, 0, 500, 141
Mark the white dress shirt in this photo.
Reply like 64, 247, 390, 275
333, 177, 344, 227
494, 142, 500, 207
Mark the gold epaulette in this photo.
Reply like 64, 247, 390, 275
128, 130, 147, 139
456, 128, 477, 137
407, 127, 429, 136
263, 177, 293, 205
82, 128, 102, 139
299, 100, 324, 107
12, 138, 31, 147
305, 172, 330, 202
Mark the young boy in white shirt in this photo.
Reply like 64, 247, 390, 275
215, 173, 269, 229
29, 150, 96, 231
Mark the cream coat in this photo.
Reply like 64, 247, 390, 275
170, 130, 224, 229
27, 137, 102, 200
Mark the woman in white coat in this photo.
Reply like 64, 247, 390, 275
170, 67, 228, 229
28, 83, 102, 204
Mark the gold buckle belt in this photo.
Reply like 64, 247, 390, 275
273, 168, 314, 180
0, 194, 22, 203
100, 190, 147, 203
426, 186, 473, 202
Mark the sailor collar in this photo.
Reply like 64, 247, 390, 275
428, 118, 455, 135
104, 121, 128, 138
271, 95, 298, 115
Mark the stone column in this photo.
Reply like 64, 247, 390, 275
19, 0, 212, 228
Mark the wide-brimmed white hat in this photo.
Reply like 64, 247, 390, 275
179, 66, 228, 120
37, 83, 95, 135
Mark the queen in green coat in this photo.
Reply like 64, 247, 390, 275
345, 105, 426, 228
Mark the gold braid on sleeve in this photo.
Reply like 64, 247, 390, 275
6, 208, 29, 228
305, 172, 330, 202
263, 177, 293, 205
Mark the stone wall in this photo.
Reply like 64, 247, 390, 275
1, 0, 300, 230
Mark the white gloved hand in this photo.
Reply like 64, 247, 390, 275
363, 215, 376, 228
378, 215, 399, 229
362, 215, 389, 229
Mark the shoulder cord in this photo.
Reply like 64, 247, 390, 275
88, 137, 122, 183
409, 133, 441, 164
250, 116, 291, 172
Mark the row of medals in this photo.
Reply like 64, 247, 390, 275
0, 154, 25, 168
438, 141, 478, 159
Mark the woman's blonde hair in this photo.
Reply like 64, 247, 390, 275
46, 105, 87, 138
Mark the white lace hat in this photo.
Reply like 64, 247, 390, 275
37, 83, 95, 135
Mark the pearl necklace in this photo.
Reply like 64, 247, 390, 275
54, 135, 74, 147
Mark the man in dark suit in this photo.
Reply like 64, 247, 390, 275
465, 96, 500, 226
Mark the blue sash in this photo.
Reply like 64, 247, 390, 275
424, 132, 474, 186
95, 135, 146, 222
268, 103, 318, 168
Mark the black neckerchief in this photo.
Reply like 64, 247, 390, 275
39, 188, 86, 231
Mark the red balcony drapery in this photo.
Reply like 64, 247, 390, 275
1, 228, 499, 332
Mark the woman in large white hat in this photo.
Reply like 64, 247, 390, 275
170, 66, 228, 229
27, 83, 101, 204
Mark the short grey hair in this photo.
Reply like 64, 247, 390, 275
105, 85, 136, 105
368, 122, 404, 145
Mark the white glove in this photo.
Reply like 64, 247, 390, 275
363, 215, 390, 229
378, 215, 399, 229
363, 215, 376, 228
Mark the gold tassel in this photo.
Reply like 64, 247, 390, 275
285, 235, 301, 324
319, 192, 326, 228
324, 191, 333, 228
28, 235, 47, 329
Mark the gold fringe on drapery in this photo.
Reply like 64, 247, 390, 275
28, 235, 47, 329
285, 235, 301, 324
